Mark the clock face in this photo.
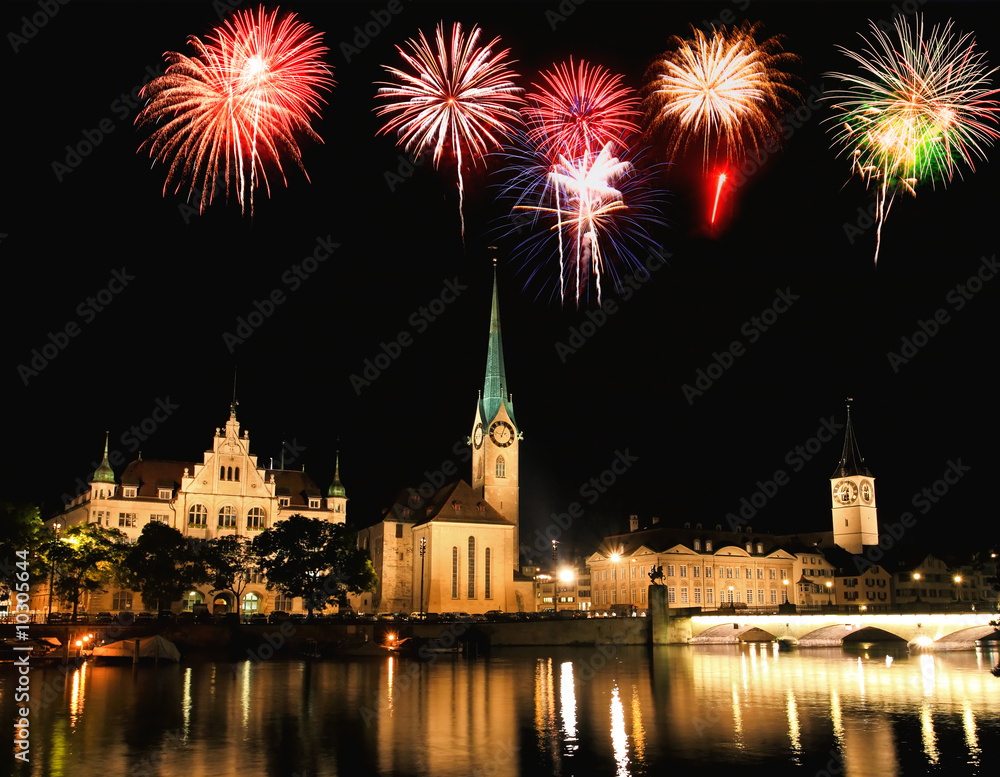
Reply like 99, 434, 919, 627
860, 479, 873, 504
473, 423, 484, 449
836, 480, 858, 505
489, 420, 514, 447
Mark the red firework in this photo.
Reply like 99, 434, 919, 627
137, 5, 333, 216
375, 21, 524, 237
523, 58, 641, 160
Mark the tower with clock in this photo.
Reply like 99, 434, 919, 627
830, 400, 878, 555
471, 266, 520, 564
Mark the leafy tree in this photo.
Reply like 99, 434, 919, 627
204, 535, 259, 608
253, 515, 377, 617
0, 502, 46, 591
122, 522, 209, 610
49, 523, 129, 621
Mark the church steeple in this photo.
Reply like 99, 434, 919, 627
830, 399, 878, 554
326, 451, 348, 517
832, 399, 871, 478
92, 432, 115, 484
482, 263, 516, 427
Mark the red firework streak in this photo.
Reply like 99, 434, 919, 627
711, 172, 727, 224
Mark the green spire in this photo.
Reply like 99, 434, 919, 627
482, 265, 515, 426
327, 452, 347, 499
92, 432, 116, 484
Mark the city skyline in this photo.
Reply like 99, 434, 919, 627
3, 0, 998, 564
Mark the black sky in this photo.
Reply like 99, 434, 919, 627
3, 0, 998, 564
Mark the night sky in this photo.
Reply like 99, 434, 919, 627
3, 0, 997, 564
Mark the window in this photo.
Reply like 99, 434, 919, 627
241, 592, 260, 616
485, 548, 492, 599
705, 567, 712, 578
631, 566, 636, 579
149, 514, 168, 524
666, 565, 675, 577
309, 499, 320, 509
746, 589, 753, 604
631, 588, 637, 603
771, 589, 777, 604
273, 594, 292, 612
758, 589, 764, 604
744, 567, 752, 579
118, 513, 136, 527
158, 488, 172, 500
680, 565, 687, 578
181, 591, 204, 611
611, 590, 617, 604
218, 505, 237, 528
694, 588, 702, 604
611, 569, 616, 581
227, 467, 233, 481
640, 588, 646, 604
395, 523, 403, 538
220, 466, 225, 480
123, 487, 137, 498
770, 568, 777, 580
757, 568, 764, 579
247, 507, 266, 530
112, 591, 133, 610
496, 455, 506, 478
693, 566, 700, 578
680, 588, 689, 604
694, 539, 701, 551
667, 587, 676, 603
234, 467, 239, 482
726, 567, 733, 579
705, 541, 712, 551
189, 504, 207, 526
452, 547, 459, 598
468, 537, 476, 597
278, 497, 290, 507
706, 588, 714, 604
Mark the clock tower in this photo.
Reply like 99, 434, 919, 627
472, 265, 520, 563
830, 400, 878, 554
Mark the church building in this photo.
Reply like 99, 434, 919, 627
355, 269, 533, 615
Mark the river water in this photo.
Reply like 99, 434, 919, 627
4, 642, 1000, 776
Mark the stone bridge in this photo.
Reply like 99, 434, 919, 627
680, 612, 999, 650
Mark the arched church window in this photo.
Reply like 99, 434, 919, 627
495, 456, 506, 478
189, 504, 207, 526
218, 505, 237, 528
235, 467, 240, 481
247, 507, 266, 530
451, 547, 459, 599
227, 467, 233, 481
220, 466, 225, 480
485, 548, 492, 599
468, 537, 476, 598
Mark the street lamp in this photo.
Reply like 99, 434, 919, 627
825, 581, 833, 606
954, 575, 963, 603
913, 572, 922, 603
782, 578, 789, 605
47, 523, 62, 620
558, 568, 574, 613
418, 537, 427, 617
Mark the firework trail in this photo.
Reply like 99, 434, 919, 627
825, 16, 1000, 263
136, 5, 333, 216
375, 21, 524, 239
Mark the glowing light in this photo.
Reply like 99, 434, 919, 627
137, 5, 334, 216
560, 661, 577, 750
376, 21, 524, 239
711, 172, 727, 223
825, 16, 1000, 262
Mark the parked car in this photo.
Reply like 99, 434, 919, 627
135, 611, 156, 624
290, 613, 308, 624
46, 611, 65, 624
94, 612, 113, 625
248, 613, 267, 625
157, 610, 175, 622
268, 611, 290, 624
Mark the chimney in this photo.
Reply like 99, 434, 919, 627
629, 514, 639, 532
652, 516, 660, 525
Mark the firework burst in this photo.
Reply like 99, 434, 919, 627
522, 58, 641, 161
825, 16, 1000, 262
136, 5, 333, 216
643, 21, 799, 168
375, 21, 524, 238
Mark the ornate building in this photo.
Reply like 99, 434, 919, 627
355, 269, 532, 615
45, 405, 345, 616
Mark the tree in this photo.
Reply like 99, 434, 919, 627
0, 502, 46, 597
122, 522, 209, 611
253, 515, 377, 617
204, 535, 259, 610
49, 523, 129, 621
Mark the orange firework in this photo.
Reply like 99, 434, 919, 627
137, 5, 334, 216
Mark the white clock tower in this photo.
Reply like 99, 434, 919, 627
831, 400, 878, 555
471, 265, 520, 564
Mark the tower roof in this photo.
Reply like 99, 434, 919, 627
327, 452, 347, 499
481, 267, 517, 427
91, 432, 116, 484
832, 401, 872, 478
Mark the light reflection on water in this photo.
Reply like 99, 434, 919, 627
2, 643, 999, 776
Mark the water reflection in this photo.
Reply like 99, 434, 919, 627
3, 644, 999, 776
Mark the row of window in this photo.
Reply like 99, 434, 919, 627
599, 565, 790, 582
189, 505, 267, 529
450, 538, 493, 599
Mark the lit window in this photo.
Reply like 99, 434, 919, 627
468, 536, 476, 598
218, 506, 237, 528
495, 455, 506, 478
189, 505, 207, 526
247, 507, 266, 530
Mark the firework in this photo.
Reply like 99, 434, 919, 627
523, 58, 640, 161
825, 16, 1000, 262
643, 22, 799, 167
136, 6, 333, 216
376, 21, 524, 238
498, 136, 665, 307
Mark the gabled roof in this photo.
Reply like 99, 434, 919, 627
120, 459, 193, 497
267, 469, 323, 505
376, 480, 514, 528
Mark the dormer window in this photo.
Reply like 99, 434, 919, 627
278, 497, 290, 507
452, 501, 461, 512
756, 542, 763, 554
123, 487, 137, 498
158, 488, 172, 500
705, 541, 713, 552
694, 539, 701, 551
309, 499, 320, 509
